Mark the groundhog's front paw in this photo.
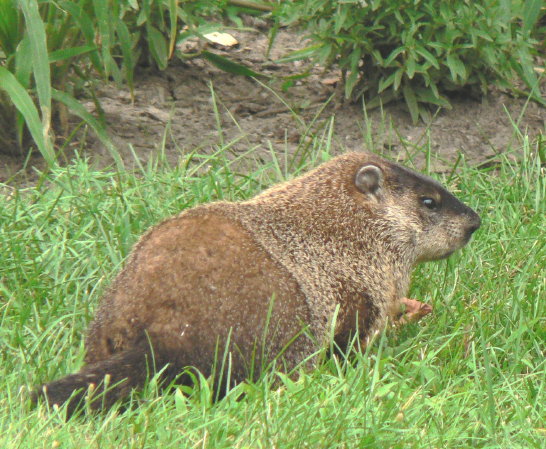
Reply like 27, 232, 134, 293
395, 298, 433, 325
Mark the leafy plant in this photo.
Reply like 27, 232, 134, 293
0, 0, 116, 162
0, 0, 264, 162
280, 0, 545, 123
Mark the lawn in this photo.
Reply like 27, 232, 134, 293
0, 134, 544, 448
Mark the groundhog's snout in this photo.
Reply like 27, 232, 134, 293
464, 209, 481, 240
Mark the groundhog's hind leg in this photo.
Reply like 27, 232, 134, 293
34, 340, 168, 418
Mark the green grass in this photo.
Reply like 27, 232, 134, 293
0, 132, 544, 448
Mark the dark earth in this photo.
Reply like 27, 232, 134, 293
1, 25, 545, 182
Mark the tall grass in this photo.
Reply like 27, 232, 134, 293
0, 131, 544, 448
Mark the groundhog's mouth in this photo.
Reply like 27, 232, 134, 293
419, 248, 455, 263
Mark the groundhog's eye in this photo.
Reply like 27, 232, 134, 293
421, 197, 439, 210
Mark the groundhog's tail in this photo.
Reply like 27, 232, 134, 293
34, 343, 167, 417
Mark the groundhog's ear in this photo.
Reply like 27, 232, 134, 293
355, 164, 384, 199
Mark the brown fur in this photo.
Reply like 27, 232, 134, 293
35, 152, 480, 415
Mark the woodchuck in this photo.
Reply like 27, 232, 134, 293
35, 151, 480, 415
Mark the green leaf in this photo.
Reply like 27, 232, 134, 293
414, 87, 451, 108
0, 0, 20, 55
344, 69, 359, 99
383, 46, 405, 67
281, 79, 294, 91
115, 17, 135, 92
347, 46, 360, 69
147, 25, 168, 70
473, 29, 493, 42
0, 66, 55, 164
415, 46, 439, 69
371, 49, 384, 65
167, 0, 177, 57
402, 84, 419, 124
429, 81, 440, 100
201, 51, 268, 79
93, 0, 121, 82
522, 0, 543, 35
281, 71, 311, 82
334, 4, 348, 34
49, 45, 97, 63
275, 44, 323, 63
52, 88, 123, 169
59, 0, 102, 73
14, 34, 32, 88
393, 68, 403, 91
17, 0, 51, 125
406, 56, 416, 79
515, 47, 546, 106
378, 71, 396, 93
446, 54, 466, 82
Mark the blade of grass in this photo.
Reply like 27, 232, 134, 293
0, 0, 20, 55
522, 0, 543, 34
59, 0, 103, 73
167, 0, 178, 57
114, 16, 135, 97
202, 51, 268, 78
49, 45, 97, 64
92, 0, 121, 82
52, 88, 123, 170
0, 67, 55, 164
17, 0, 54, 160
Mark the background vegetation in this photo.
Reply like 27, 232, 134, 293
0, 0, 256, 161
1, 0, 544, 160
280, 0, 546, 122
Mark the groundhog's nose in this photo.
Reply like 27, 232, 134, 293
466, 212, 481, 237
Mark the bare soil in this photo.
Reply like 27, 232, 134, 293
1, 26, 545, 182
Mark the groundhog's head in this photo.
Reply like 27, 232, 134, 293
352, 156, 481, 263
